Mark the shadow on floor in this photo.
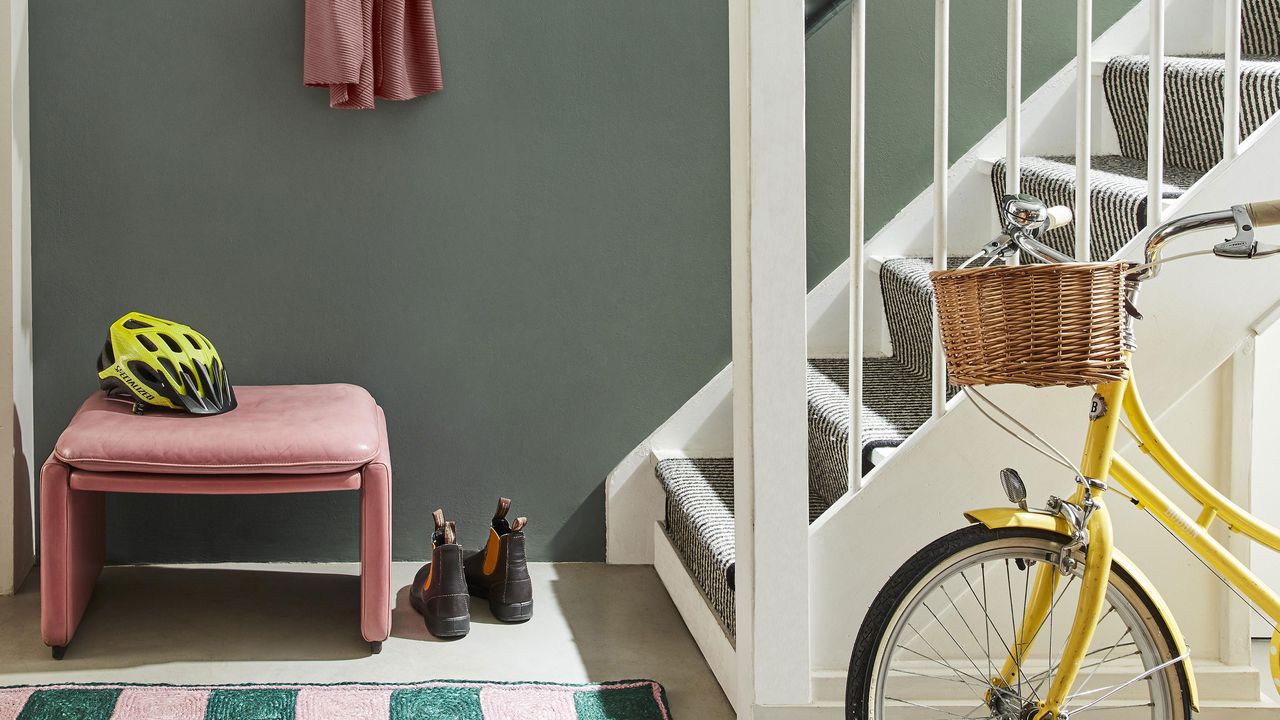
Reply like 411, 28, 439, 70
389, 581, 508, 644
551, 564, 733, 717
5, 566, 371, 668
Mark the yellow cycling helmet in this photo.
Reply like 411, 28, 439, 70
95, 312, 237, 415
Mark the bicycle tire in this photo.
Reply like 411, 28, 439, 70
846, 525, 1192, 720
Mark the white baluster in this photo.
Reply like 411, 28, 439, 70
849, 0, 866, 492
1224, 0, 1242, 160
1076, 0, 1092, 260
1007, 0, 1022, 197
932, 0, 949, 418
1148, 0, 1165, 227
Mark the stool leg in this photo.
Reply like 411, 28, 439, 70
40, 459, 105, 652
360, 461, 391, 647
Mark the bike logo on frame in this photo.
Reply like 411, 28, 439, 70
1089, 393, 1107, 421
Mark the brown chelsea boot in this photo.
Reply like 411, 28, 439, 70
410, 509, 471, 638
463, 497, 533, 623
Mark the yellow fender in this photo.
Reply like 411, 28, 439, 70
965, 507, 1199, 710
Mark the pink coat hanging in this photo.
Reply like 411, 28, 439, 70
303, 0, 443, 110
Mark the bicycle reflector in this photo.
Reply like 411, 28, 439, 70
999, 468, 1028, 510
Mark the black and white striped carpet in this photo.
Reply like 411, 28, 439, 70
993, 51, 1280, 260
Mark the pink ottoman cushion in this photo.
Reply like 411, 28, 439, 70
53, 384, 381, 474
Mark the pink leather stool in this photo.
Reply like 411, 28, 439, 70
40, 384, 392, 658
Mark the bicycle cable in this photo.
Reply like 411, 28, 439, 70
972, 386, 1279, 632
970, 387, 1279, 638
963, 385, 1086, 480
1145, 507, 1279, 635
1124, 248, 1216, 277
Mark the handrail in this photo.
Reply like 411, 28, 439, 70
807, 0, 852, 38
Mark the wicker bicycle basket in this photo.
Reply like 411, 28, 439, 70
930, 261, 1133, 388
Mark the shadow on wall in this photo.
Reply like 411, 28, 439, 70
12, 407, 34, 592
548, 483, 606, 560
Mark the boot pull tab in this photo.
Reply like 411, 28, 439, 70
494, 497, 512, 520
511, 517, 528, 532
444, 521, 457, 545
432, 508, 446, 533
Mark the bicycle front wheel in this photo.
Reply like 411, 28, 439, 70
846, 525, 1192, 720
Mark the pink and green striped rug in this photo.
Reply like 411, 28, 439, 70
0, 680, 671, 719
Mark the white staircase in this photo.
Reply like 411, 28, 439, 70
606, 1, 1280, 717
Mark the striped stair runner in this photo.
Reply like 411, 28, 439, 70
655, 258, 953, 639
656, 0, 1280, 641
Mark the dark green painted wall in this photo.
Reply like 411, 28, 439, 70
31, 1, 1136, 563
32, 0, 731, 563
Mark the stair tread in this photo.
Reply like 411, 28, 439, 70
657, 454, 840, 639
1103, 53, 1280, 173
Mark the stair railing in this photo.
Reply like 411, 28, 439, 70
844, 0, 1243, 482
729, 0, 1245, 711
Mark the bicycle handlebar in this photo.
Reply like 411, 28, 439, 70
1248, 199, 1280, 227
1141, 198, 1280, 278
976, 195, 1280, 275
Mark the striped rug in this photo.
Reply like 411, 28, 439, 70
0, 680, 671, 720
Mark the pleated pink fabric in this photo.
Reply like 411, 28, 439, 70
304, 0, 443, 110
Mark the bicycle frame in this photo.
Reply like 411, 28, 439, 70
975, 354, 1280, 719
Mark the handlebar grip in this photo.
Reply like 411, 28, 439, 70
1247, 200, 1280, 227
1046, 205, 1073, 230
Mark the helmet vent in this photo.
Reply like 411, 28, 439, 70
138, 335, 158, 352
185, 334, 202, 349
123, 319, 152, 330
156, 357, 179, 385
130, 362, 160, 384
160, 334, 183, 353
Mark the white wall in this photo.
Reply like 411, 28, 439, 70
1251, 328, 1280, 637
0, 0, 33, 596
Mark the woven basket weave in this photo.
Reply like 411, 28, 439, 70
930, 261, 1131, 388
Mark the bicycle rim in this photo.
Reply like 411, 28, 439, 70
868, 533, 1182, 720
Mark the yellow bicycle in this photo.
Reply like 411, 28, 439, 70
846, 195, 1280, 720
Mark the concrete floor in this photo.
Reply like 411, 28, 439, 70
0, 562, 733, 718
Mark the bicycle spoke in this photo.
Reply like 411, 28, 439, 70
960, 568, 1001, 680
1072, 623, 1134, 696
885, 696, 991, 719
921, 600, 991, 683
958, 563, 1038, 696
892, 666, 997, 689
894, 642, 994, 693
1068, 702, 1155, 714
1067, 654, 1185, 713
939, 583, 988, 669
1005, 559, 1021, 699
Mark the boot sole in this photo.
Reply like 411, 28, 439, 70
426, 614, 471, 639
413, 587, 471, 638
469, 583, 533, 623
490, 599, 533, 623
